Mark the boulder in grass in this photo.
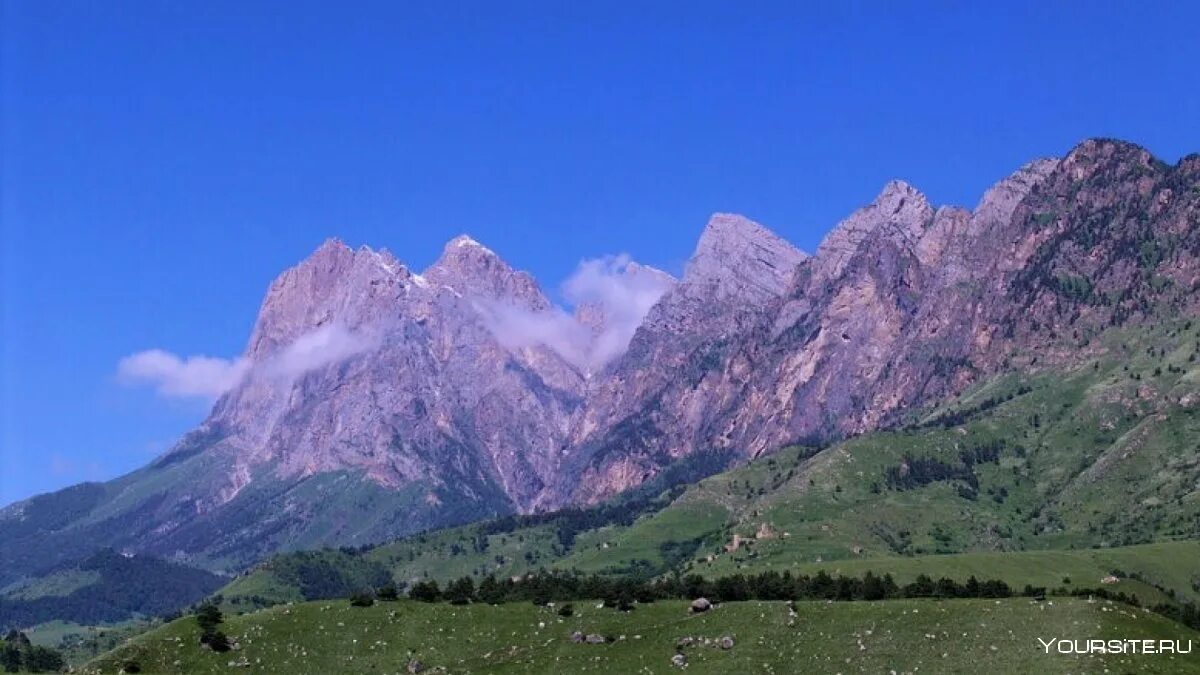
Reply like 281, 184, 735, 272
406, 659, 425, 674
671, 653, 687, 667
585, 634, 606, 644
718, 635, 735, 650
689, 598, 712, 613
570, 631, 585, 644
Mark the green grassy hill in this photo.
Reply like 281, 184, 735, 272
83, 597, 1200, 674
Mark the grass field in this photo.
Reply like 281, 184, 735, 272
85, 597, 1200, 674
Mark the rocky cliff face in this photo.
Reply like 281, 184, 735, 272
4, 138, 1198, 576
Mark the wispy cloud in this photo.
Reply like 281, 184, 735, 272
118, 323, 375, 400
563, 255, 674, 367
117, 350, 250, 399
264, 323, 376, 380
480, 254, 673, 372
480, 303, 592, 368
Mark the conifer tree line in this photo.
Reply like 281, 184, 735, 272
377, 569, 1022, 608
335, 570, 1199, 631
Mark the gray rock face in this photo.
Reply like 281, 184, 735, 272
685, 213, 809, 305
813, 180, 933, 283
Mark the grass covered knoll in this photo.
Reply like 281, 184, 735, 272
84, 597, 1200, 674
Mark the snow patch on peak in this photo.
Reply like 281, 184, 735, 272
449, 234, 495, 256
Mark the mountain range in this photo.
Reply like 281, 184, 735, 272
3, 137, 1198, 588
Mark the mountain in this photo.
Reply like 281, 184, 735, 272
2, 137, 1198, 597
0, 235, 597, 581
219, 325, 1200, 610
567, 140, 1200, 501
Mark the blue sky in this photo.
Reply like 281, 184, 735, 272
2, 1, 1198, 506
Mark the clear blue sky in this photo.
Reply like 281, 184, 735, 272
2, 1, 1198, 506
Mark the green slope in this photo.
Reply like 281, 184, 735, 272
84, 598, 1200, 674
0, 549, 225, 629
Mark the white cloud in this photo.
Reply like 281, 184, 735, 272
480, 303, 592, 368
117, 349, 250, 399
480, 255, 673, 373
118, 323, 375, 400
563, 255, 674, 367
264, 323, 376, 380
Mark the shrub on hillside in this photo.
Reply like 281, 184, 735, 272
409, 580, 441, 603
445, 577, 476, 605
376, 583, 400, 601
195, 602, 223, 634
200, 630, 231, 652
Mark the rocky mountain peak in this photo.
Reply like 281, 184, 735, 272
312, 236, 351, 257
1058, 138, 1163, 184
970, 158, 1060, 234
683, 213, 808, 305
1066, 137, 1156, 162
424, 235, 547, 309
874, 179, 930, 216
244, 240, 412, 361
429, 234, 501, 273
813, 180, 935, 282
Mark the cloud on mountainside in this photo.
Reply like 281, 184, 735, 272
118, 323, 373, 400
117, 350, 250, 399
479, 254, 673, 372
264, 323, 376, 380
